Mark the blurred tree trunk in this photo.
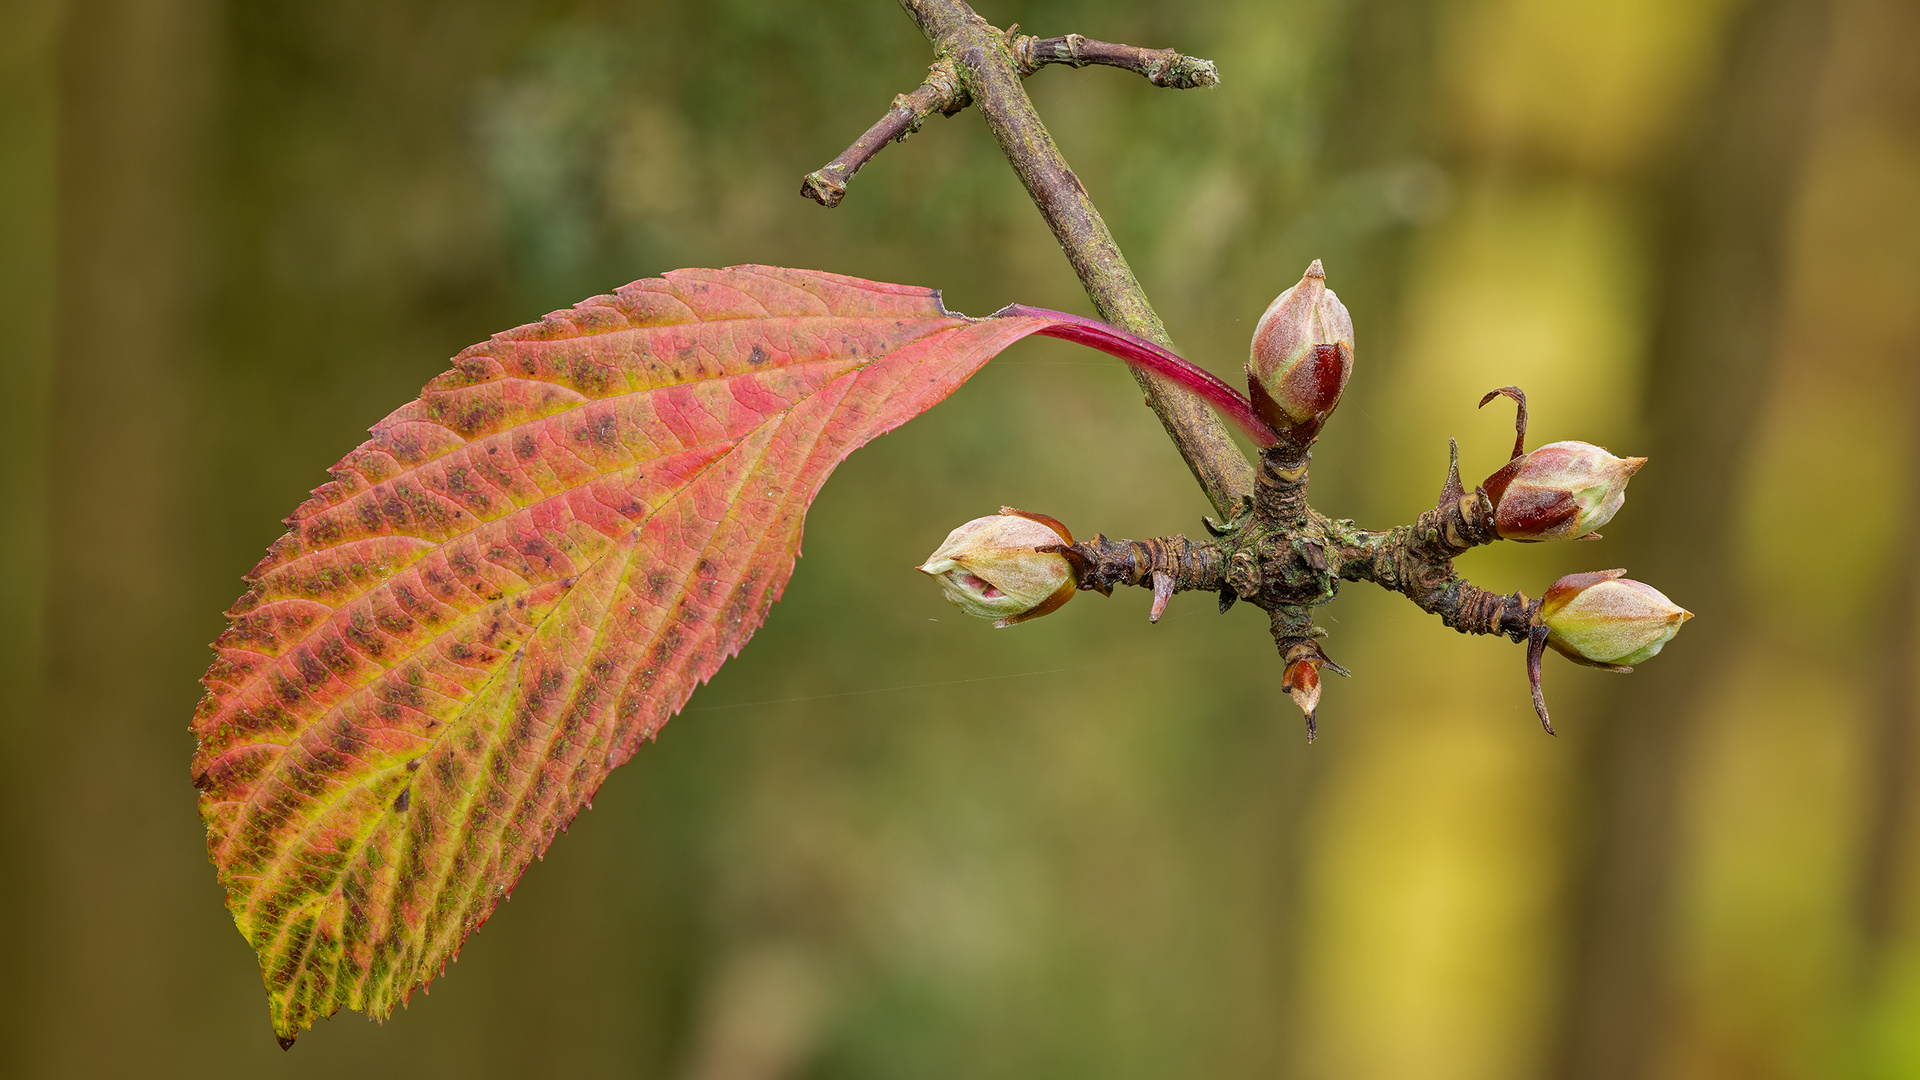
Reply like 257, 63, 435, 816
0, 0, 63, 1075
1547, 0, 1834, 1075
1850, 0, 1920, 1005
29, 0, 212, 1074
1861, 390, 1920, 975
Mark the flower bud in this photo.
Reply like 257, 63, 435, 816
1279, 638, 1347, 742
1247, 260, 1354, 437
1540, 569, 1692, 669
1483, 441, 1645, 541
917, 508, 1077, 628
1284, 656, 1322, 720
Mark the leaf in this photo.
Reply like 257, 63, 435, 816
190, 265, 1250, 1044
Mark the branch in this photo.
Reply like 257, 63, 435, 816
804, 24, 1219, 209
1033, 440, 1560, 737
1012, 33, 1220, 88
1059, 450, 1537, 645
889, 0, 1255, 518
801, 60, 966, 208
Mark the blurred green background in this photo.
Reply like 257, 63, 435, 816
5, 0, 1920, 1076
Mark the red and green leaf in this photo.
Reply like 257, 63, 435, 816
190, 265, 1261, 1044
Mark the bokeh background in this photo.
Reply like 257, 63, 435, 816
4, 0, 1919, 1076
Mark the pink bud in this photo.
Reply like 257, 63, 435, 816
1284, 656, 1322, 718
1483, 441, 1646, 541
1539, 569, 1692, 669
1280, 639, 1346, 742
917, 508, 1077, 628
1247, 260, 1354, 438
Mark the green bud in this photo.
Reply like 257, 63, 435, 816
1484, 441, 1646, 541
917, 508, 1077, 628
1247, 260, 1354, 438
1540, 569, 1693, 669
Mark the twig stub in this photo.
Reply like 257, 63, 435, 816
802, 60, 966, 208
1012, 34, 1220, 88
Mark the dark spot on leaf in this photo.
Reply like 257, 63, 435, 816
305, 515, 344, 546
315, 634, 354, 675
393, 582, 427, 615
390, 681, 425, 711
388, 431, 428, 464
578, 411, 618, 450
330, 725, 361, 757
303, 566, 348, 598
296, 650, 330, 688
460, 400, 504, 434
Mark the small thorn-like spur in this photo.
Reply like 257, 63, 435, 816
1149, 571, 1174, 622
1526, 625, 1556, 735
1438, 436, 1466, 507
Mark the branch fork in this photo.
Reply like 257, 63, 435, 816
803, 21, 1217, 210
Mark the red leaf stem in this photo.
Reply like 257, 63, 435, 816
995, 304, 1280, 446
